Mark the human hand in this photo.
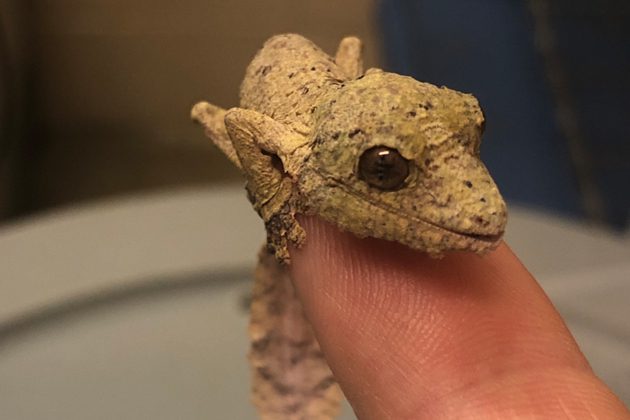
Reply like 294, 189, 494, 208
290, 217, 630, 419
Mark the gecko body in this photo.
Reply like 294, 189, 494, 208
192, 34, 507, 419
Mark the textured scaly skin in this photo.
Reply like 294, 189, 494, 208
193, 35, 355, 418
237, 38, 358, 416
192, 33, 507, 419
249, 247, 342, 419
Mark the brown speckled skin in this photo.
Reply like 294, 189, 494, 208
249, 248, 342, 419
192, 33, 507, 419
301, 69, 506, 255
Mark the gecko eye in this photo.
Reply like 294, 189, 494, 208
358, 146, 409, 190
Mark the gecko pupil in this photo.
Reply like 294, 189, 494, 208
358, 146, 409, 190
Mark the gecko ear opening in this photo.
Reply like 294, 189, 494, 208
224, 108, 308, 177
262, 149, 286, 174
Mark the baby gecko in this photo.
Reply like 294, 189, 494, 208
192, 34, 507, 419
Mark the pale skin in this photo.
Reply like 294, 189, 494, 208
292, 217, 630, 419
192, 34, 628, 418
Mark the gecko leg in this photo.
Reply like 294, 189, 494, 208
191, 101, 242, 169
224, 107, 307, 262
250, 246, 343, 419
335, 36, 364, 80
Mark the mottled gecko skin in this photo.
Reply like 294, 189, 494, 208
192, 34, 507, 419
249, 248, 342, 419
302, 69, 505, 255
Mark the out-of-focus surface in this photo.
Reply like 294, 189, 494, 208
0, 187, 628, 419
0, 0, 381, 218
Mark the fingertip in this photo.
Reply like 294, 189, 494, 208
288, 217, 623, 418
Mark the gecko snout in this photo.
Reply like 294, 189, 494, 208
453, 177, 507, 243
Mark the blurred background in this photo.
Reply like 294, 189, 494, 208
0, 1, 628, 419
0, 0, 628, 227
0, 0, 381, 220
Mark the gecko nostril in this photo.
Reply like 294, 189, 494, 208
464, 180, 473, 188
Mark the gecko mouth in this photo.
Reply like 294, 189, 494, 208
401, 215, 504, 245
316, 172, 505, 246
447, 230, 504, 244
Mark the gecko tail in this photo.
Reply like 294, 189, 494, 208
191, 101, 243, 169
249, 247, 343, 419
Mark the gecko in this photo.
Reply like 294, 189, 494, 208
191, 34, 507, 419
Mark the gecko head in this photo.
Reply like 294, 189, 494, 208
300, 70, 507, 254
